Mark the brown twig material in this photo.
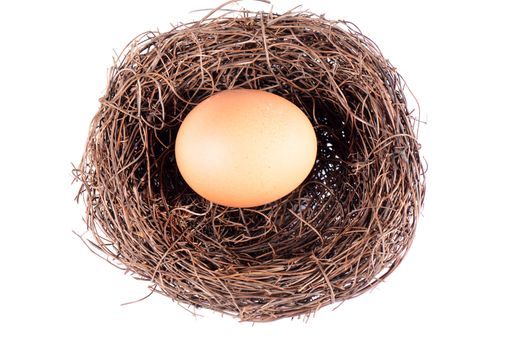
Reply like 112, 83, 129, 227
74, 7, 425, 322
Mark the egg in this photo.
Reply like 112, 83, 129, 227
175, 89, 317, 208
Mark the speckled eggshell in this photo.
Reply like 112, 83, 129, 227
175, 89, 317, 208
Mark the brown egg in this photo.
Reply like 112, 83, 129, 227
175, 89, 317, 208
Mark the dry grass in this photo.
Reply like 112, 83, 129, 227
74, 5, 425, 321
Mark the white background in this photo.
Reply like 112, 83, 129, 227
1, 0, 522, 349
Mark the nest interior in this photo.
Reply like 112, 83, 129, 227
75, 8, 425, 322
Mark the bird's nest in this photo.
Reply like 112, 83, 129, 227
74, 6, 425, 322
